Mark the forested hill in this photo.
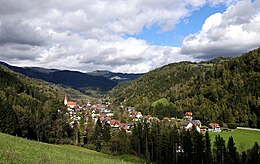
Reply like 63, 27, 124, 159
0, 65, 81, 143
0, 62, 118, 93
110, 48, 260, 128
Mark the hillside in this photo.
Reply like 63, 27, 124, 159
110, 48, 260, 127
88, 70, 143, 83
0, 133, 146, 163
0, 65, 88, 143
0, 62, 143, 96
0, 62, 118, 94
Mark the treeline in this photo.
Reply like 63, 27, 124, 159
0, 66, 76, 143
110, 48, 260, 128
83, 118, 259, 164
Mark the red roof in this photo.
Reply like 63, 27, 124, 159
67, 101, 77, 106
185, 112, 193, 116
110, 120, 120, 125
209, 123, 220, 128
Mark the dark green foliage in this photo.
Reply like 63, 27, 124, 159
213, 135, 227, 164
227, 136, 239, 164
91, 118, 103, 151
227, 123, 237, 129
102, 122, 111, 142
110, 130, 131, 155
110, 48, 260, 128
0, 66, 73, 144
205, 131, 213, 164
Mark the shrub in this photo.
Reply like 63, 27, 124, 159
227, 123, 237, 129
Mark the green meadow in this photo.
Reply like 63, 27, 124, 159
209, 129, 260, 152
0, 133, 147, 164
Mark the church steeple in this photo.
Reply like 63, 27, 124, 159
64, 95, 68, 105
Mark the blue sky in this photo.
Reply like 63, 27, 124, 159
130, 3, 227, 47
0, 0, 259, 73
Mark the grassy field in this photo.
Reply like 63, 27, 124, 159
0, 133, 147, 164
151, 98, 169, 107
209, 129, 260, 152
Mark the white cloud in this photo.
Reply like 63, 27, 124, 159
0, 0, 258, 73
182, 0, 260, 59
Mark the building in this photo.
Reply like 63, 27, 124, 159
208, 123, 221, 132
64, 95, 77, 109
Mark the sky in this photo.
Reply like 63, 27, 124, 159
0, 0, 259, 73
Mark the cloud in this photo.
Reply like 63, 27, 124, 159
0, 0, 206, 72
181, 0, 260, 59
0, 0, 258, 73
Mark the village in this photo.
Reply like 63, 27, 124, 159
63, 96, 222, 133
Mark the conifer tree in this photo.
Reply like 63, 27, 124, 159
227, 136, 240, 164
204, 131, 213, 164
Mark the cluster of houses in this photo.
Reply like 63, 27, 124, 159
179, 112, 221, 132
63, 96, 144, 133
64, 96, 221, 133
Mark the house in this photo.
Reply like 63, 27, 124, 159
64, 96, 77, 108
136, 112, 143, 119
119, 123, 130, 132
184, 111, 193, 121
185, 112, 193, 116
106, 113, 114, 117
180, 120, 201, 133
109, 120, 121, 128
208, 123, 221, 132
191, 120, 201, 128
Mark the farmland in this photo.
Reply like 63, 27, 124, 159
209, 129, 260, 152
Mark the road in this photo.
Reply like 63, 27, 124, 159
237, 127, 260, 131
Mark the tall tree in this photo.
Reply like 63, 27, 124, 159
213, 135, 227, 164
227, 136, 240, 164
204, 131, 213, 164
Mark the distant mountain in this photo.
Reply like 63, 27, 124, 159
88, 70, 143, 83
0, 62, 142, 95
0, 62, 117, 93
110, 48, 260, 128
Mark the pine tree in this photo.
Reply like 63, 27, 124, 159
204, 131, 213, 164
102, 122, 111, 142
92, 118, 102, 151
247, 142, 260, 163
227, 136, 240, 164
193, 131, 204, 164
213, 135, 227, 164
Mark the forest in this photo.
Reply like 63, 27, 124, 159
110, 48, 260, 128
0, 65, 79, 143
83, 117, 259, 164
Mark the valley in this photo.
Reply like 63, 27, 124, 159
0, 48, 259, 163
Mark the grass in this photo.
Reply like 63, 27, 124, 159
208, 129, 260, 152
0, 133, 147, 164
151, 98, 169, 107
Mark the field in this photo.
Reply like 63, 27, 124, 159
209, 129, 260, 152
0, 133, 147, 164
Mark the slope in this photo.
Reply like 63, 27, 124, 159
0, 62, 118, 94
0, 65, 86, 143
110, 48, 260, 128
88, 70, 143, 83
0, 133, 147, 164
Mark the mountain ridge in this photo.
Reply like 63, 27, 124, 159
110, 48, 260, 128
0, 62, 142, 94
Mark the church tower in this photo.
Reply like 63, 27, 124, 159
64, 95, 68, 105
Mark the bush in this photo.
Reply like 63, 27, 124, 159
227, 123, 237, 129
85, 143, 95, 150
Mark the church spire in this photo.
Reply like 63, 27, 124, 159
64, 95, 68, 105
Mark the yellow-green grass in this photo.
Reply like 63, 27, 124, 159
0, 133, 146, 164
209, 129, 260, 152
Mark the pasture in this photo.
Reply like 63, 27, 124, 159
0, 133, 146, 164
209, 129, 260, 152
